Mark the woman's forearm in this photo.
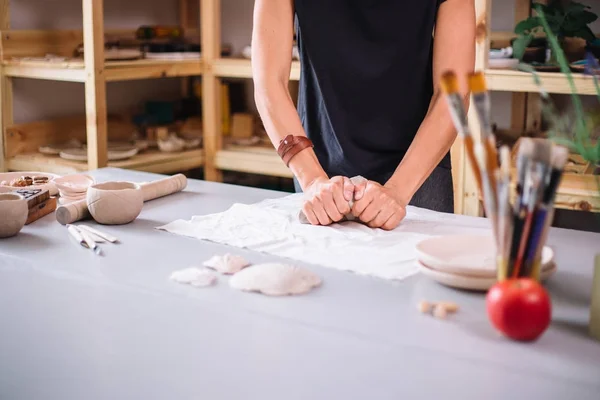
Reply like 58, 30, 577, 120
385, 0, 475, 204
252, 0, 326, 189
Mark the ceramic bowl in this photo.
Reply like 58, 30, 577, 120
0, 193, 28, 238
53, 174, 96, 195
86, 181, 144, 225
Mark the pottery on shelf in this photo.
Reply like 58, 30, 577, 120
86, 181, 144, 225
0, 193, 28, 238
157, 134, 186, 152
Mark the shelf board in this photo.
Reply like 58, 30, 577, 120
7, 149, 204, 175
3, 58, 204, 82
485, 69, 600, 95
216, 144, 293, 178
213, 58, 300, 81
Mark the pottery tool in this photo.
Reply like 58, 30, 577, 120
522, 145, 568, 279
440, 71, 483, 195
26, 197, 57, 225
77, 225, 119, 243
78, 227, 103, 256
56, 174, 188, 225
67, 224, 88, 250
14, 188, 50, 209
298, 175, 367, 224
494, 146, 513, 280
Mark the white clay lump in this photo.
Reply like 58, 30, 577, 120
203, 254, 250, 274
170, 267, 217, 287
229, 263, 322, 296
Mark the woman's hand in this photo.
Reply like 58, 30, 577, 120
351, 180, 407, 230
302, 176, 354, 225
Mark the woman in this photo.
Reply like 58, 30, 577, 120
252, 0, 475, 230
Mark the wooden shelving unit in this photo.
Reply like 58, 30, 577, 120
2, 0, 596, 216
475, 0, 600, 213
0, 1, 204, 175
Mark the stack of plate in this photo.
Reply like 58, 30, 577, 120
53, 174, 95, 205
415, 234, 557, 291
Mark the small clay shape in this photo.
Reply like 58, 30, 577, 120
203, 254, 250, 274
418, 301, 432, 314
433, 304, 448, 319
170, 267, 217, 288
229, 263, 322, 296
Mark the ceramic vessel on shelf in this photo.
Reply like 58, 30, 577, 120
0, 193, 28, 238
86, 181, 144, 225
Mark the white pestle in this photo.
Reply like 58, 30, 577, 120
56, 174, 188, 225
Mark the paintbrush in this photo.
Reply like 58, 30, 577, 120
440, 71, 483, 193
495, 146, 513, 281
468, 72, 499, 177
510, 139, 552, 278
474, 142, 499, 242
523, 144, 569, 279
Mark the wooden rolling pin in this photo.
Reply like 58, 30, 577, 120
56, 174, 188, 225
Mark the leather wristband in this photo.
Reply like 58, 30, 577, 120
277, 135, 314, 167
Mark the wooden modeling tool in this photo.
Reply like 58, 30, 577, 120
440, 71, 483, 193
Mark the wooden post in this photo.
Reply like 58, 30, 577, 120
0, 0, 11, 172
82, 0, 107, 170
456, 0, 490, 216
201, 0, 223, 181
590, 255, 600, 341
179, 0, 190, 97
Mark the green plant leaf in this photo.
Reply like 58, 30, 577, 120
515, 16, 542, 34
570, 27, 597, 41
566, 1, 588, 14
580, 10, 598, 24
512, 35, 534, 60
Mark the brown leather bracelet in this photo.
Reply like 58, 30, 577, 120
277, 135, 314, 167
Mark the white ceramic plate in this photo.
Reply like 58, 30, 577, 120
489, 58, 519, 69
416, 234, 554, 278
59, 147, 138, 162
417, 260, 557, 292
0, 171, 60, 196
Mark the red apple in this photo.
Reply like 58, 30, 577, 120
486, 278, 552, 341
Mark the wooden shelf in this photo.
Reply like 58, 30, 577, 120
213, 58, 300, 81
3, 58, 204, 83
7, 149, 204, 175
485, 69, 600, 95
215, 144, 293, 178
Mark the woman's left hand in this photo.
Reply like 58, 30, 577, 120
351, 180, 407, 230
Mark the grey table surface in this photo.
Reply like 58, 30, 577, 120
1, 167, 599, 400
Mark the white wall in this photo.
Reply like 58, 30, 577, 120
9, 0, 600, 127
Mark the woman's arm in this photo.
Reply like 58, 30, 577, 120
252, 0, 354, 225
384, 0, 476, 205
251, 0, 326, 189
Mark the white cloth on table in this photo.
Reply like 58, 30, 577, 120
157, 194, 489, 281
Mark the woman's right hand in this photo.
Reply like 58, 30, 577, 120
301, 176, 354, 225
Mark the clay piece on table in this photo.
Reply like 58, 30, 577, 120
203, 254, 250, 275
298, 175, 367, 224
170, 267, 217, 288
86, 181, 144, 225
229, 263, 322, 296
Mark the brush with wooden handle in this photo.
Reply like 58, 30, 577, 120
440, 71, 483, 196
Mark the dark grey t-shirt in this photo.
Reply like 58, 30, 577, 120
294, 0, 449, 185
